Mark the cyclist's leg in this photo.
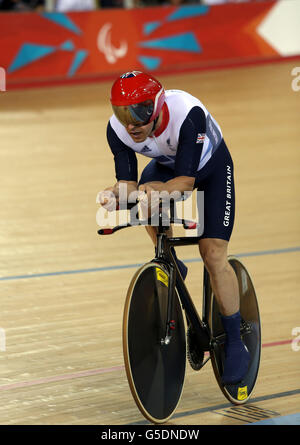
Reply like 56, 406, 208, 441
196, 141, 250, 384
199, 238, 239, 316
196, 141, 237, 313
139, 160, 188, 279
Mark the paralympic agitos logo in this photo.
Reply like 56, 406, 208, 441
97, 23, 128, 64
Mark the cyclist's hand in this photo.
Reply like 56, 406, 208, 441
138, 184, 160, 218
138, 183, 154, 198
97, 188, 118, 212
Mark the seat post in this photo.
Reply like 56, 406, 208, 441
156, 232, 168, 260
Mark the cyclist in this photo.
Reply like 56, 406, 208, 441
99, 70, 250, 385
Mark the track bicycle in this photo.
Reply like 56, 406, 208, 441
98, 199, 261, 424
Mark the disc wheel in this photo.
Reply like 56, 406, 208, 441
123, 262, 186, 423
209, 256, 261, 404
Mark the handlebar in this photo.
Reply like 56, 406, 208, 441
97, 198, 199, 236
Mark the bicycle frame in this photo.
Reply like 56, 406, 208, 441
154, 230, 211, 353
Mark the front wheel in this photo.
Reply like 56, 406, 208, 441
209, 256, 261, 404
122, 262, 186, 423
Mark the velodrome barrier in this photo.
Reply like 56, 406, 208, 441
0, 0, 300, 88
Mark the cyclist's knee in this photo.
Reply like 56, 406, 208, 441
199, 238, 228, 274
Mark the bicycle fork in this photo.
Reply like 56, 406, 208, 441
154, 233, 176, 346
161, 263, 176, 346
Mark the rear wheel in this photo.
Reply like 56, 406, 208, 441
209, 256, 261, 404
123, 262, 186, 423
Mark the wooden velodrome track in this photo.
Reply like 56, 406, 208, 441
0, 60, 299, 426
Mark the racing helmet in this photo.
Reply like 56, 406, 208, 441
110, 71, 165, 127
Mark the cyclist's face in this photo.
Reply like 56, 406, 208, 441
126, 121, 153, 143
113, 100, 155, 142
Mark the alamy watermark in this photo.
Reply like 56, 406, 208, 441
96, 183, 205, 236
291, 327, 300, 352
0, 67, 6, 92
291, 67, 300, 92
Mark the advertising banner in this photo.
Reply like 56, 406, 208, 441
0, 0, 299, 88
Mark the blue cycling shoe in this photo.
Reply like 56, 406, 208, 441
221, 311, 250, 385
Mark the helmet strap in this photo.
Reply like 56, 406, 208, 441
151, 116, 159, 133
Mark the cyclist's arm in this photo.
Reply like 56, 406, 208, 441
174, 106, 206, 179
140, 176, 194, 195
106, 121, 138, 198
140, 106, 205, 195
107, 122, 138, 184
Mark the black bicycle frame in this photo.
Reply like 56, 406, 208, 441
155, 230, 211, 352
